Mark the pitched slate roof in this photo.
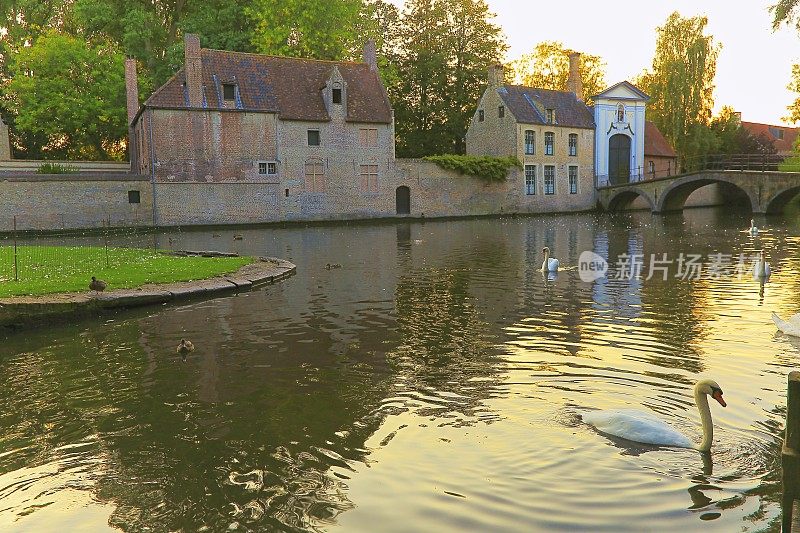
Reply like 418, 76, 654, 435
741, 121, 799, 154
644, 121, 677, 158
497, 85, 595, 129
144, 49, 392, 124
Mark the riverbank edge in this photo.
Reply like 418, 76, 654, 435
0, 256, 296, 329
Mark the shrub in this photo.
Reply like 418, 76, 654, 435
423, 154, 521, 183
37, 162, 80, 174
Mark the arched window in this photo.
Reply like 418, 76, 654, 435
617, 104, 625, 122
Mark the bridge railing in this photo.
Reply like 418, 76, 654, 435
682, 153, 800, 173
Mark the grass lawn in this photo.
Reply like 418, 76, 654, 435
0, 246, 254, 297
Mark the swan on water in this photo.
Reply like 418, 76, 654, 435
749, 219, 758, 236
753, 251, 771, 279
773, 312, 800, 337
541, 247, 559, 272
582, 379, 726, 452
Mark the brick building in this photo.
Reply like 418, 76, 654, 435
643, 121, 677, 179
127, 34, 394, 222
465, 56, 596, 210
740, 120, 799, 156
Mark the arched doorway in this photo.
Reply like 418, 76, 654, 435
396, 186, 411, 215
609, 134, 631, 185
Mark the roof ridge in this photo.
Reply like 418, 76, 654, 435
201, 47, 368, 66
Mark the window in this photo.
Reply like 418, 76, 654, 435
128, 190, 141, 204
524, 130, 535, 155
617, 104, 625, 122
332, 87, 342, 104
304, 161, 325, 192
525, 165, 536, 195
223, 83, 236, 101
546, 109, 554, 124
568, 166, 578, 194
648, 160, 655, 176
258, 161, 277, 175
359, 128, 378, 147
360, 164, 379, 192
544, 165, 555, 195
307, 129, 321, 146
568, 133, 578, 156
498, 105, 505, 118
478, 110, 484, 122
544, 132, 554, 156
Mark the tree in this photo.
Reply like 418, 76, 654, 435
786, 63, 800, 124
710, 106, 776, 155
391, 0, 506, 157
637, 12, 721, 165
507, 41, 607, 101
6, 32, 127, 160
770, 0, 800, 31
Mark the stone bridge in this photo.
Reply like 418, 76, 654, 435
597, 170, 800, 214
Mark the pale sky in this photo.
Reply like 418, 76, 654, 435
388, 0, 800, 126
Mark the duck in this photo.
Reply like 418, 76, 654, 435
772, 312, 800, 337
89, 276, 107, 292
749, 219, 758, 236
753, 250, 771, 280
541, 247, 559, 273
582, 379, 726, 452
325, 263, 342, 270
177, 339, 195, 355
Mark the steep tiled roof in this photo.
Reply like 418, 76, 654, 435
644, 121, 677, 158
497, 85, 595, 129
145, 49, 392, 124
741, 121, 799, 154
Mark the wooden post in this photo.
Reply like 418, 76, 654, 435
783, 372, 800, 532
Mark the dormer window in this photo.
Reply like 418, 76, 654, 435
546, 109, 555, 124
617, 104, 625, 122
222, 83, 236, 101
332, 83, 342, 104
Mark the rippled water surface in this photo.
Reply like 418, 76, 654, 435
2, 208, 800, 532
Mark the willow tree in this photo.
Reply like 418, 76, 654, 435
392, 0, 506, 157
638, 12, 721, 166
786, 63, 800, 124
507, 41, 607, 102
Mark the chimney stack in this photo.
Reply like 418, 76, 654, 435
488, 64, 505, 88
0, 115, 10, 161
364, 39, 378, 72
566, 52, 584, 101
124, 58, 139, 126
184, 34, 203, 107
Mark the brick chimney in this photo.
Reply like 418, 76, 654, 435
184, 34, 203, 107
0, 115, 10, 161
364, 39, 378, 72
488, 64, 505, 88
566, 52, 584, 101
124, 58, 139, 126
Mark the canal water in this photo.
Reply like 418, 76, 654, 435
1, 207, 799, 532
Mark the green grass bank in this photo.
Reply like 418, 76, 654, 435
0, 246, 253, 297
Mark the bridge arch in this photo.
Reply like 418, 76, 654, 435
605, 187, 656, 212
656, 175, 757, 213
765, 186, 800, 215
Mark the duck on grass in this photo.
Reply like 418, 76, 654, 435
0, 246, 253, 298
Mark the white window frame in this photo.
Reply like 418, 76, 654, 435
544, 165, 556, 195
568, 133, 578, 156
544, 132, 554, 156
524, 165, 536, 195
524, 130, 535, 155
568, 166, 578, 194
257, 160, 278, 176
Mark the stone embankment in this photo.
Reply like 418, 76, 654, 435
0, 255, 295, 329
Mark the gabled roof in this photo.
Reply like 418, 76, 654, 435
644, 121, 677, 158
497, 85, 595, 129
591, 81, 650, 101
144, 48, 392, 124
741, 121, 799, 154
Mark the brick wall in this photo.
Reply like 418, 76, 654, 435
0, 174, 152, 231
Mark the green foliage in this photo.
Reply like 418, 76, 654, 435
36, 162, 80, 174
786, 63, 800, 124
779, 136, 800, 172
507, 41, 607, 103
710, 106, 776, 155
7, 32, 127, 160
637, 12, 720, 164
423, 154, 520, 182
771, 0, 800, 31
0, 246, 253, 297
391, 0, 507, 157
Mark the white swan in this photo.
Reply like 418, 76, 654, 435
582, 379, 726, 452
753, 251, 771, 279
749, 219, 758, 236
541, 247, 559, 272
773, 312, 800, 337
